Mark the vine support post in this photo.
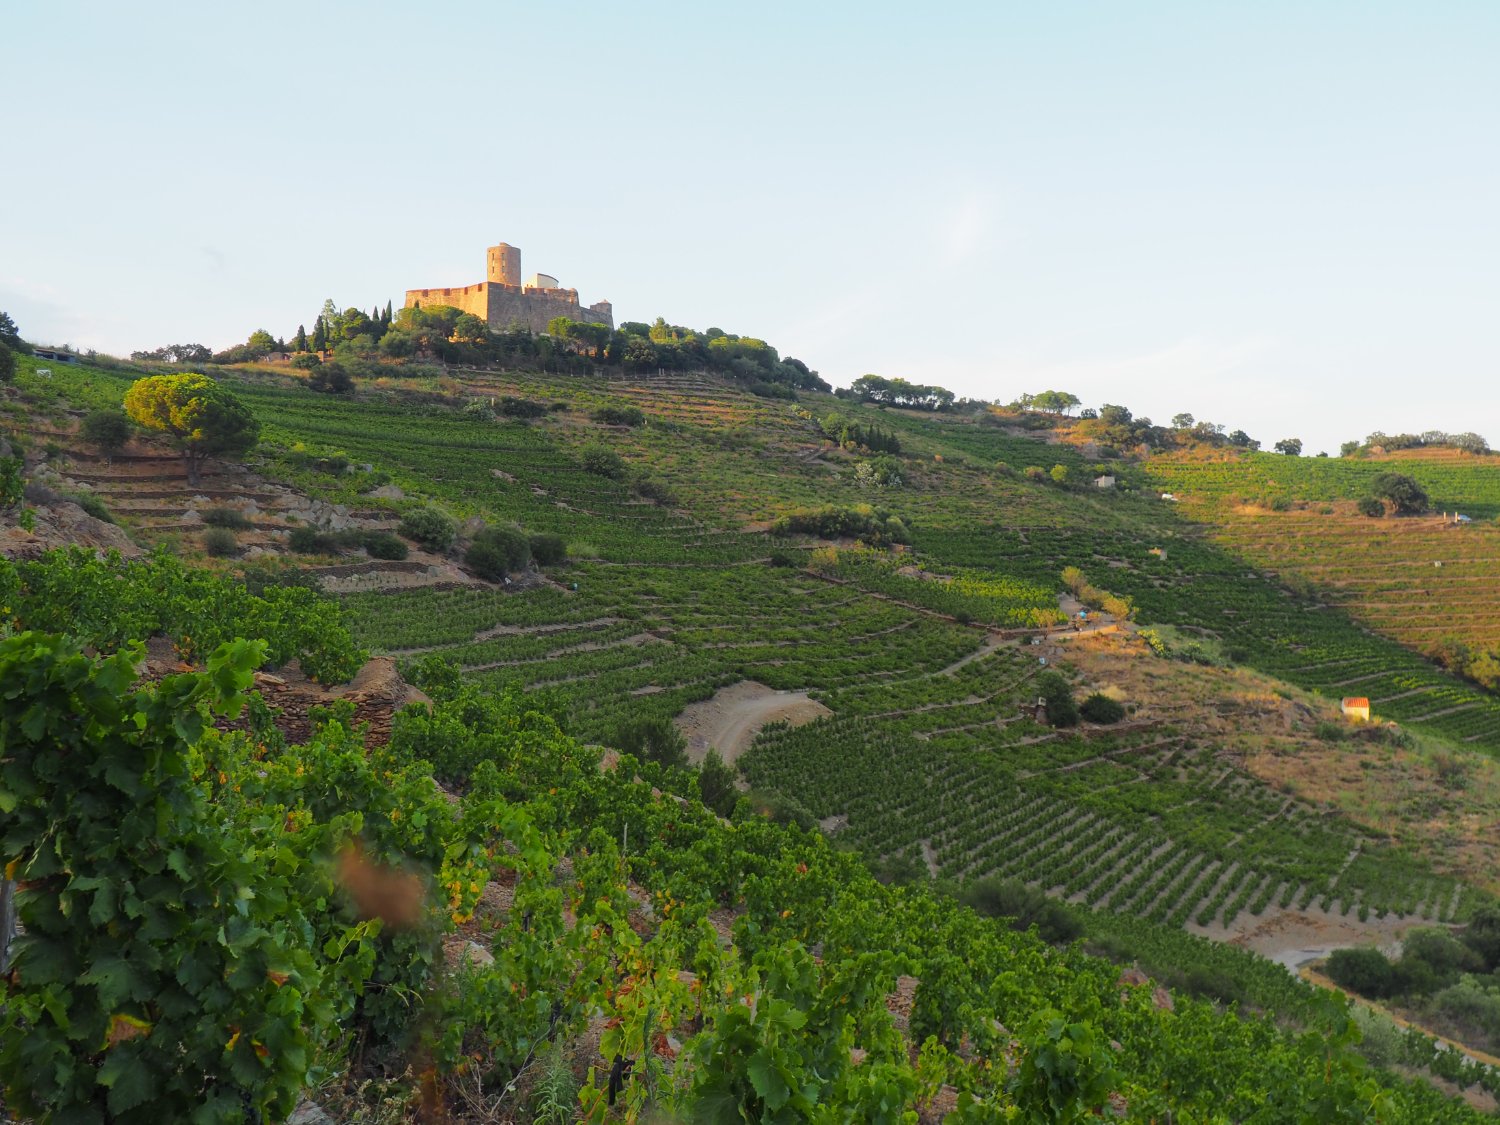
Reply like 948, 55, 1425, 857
0, 878, 15, 976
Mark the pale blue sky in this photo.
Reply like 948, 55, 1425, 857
4, 1, 1497, 453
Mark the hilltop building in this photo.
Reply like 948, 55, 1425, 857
404, 242, 613, 335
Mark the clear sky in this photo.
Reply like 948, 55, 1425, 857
4, 1, 1497, 454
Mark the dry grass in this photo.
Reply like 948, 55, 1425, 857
1064, 631, 1500, 895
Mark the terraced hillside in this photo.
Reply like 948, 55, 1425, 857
8, 353, 1500, 1117
1142, 449, 1500, 713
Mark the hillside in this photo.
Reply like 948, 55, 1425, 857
3, 352, 1500, 1121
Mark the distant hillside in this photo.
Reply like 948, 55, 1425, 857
5, 350, 1500, 1118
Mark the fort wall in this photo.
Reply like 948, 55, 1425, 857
403, 241, 614, 335
403, 282, 490, 320
485, 288, 613, 334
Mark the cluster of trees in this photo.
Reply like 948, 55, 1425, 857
303, 300, 396, 356
770, 503, 911, 545
1009, 390, 1082, 415
1327, 908, 1500, 1052
840, 374, 955, 411
1348, 431, 1491, 456
129, 342, 213, 364
465, 525, 567, 581
1060, 566, 1134, 620
815, 411, 902, 454
1064, 404, 1257, 456
1356, 472, 1430, 517
1427, 638, 1500, 692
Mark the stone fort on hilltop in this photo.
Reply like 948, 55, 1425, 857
404, 242, 613, 335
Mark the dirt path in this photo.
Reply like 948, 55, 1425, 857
1191, 903, 1418, 972
674, 680, 832, 765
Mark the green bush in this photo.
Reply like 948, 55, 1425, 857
528, 532, 566, 566
288, 526, 339, 554
1037, 671, 1079, 728
360, 531, 408, 561
697, 748, 739, 818
580, 444, 626, 479
79, 409, 131, 456
69, 493, 114, 524
290, 352, 322, 370
202, 506, 252, 530
1326, 947, 1398, 998
398, 507, 457, 552
632, 475, 677, 506
740, 788, 817, 831
466, 525, 531, 580
1079, 693, 1125, 724
498, 396, 548, 418
592, 405, 645, 427
769, 504, 910, 545
307, 361, 353, 394
961, 876, 1082, 944
201, 526, 238, 557
1356, 496, 1385, 518
613, 716, 688, 770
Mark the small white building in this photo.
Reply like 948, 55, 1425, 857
1094, 475, 1116, 490
1341, 697, 1371, 722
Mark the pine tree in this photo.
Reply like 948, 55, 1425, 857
311, 317, 327, 353
384, 300, 393, 324
293, 324, 308, 352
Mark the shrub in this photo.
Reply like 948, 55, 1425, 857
740, 788, 817, 831
1356, 496, 1385, 518
1079, 693, 1125, 724
1313, 720, 1347, 742
960, 877, 1082, 944
202, 506, 253, 529
769, 504, 911, 545
288, 526, 339, 554
361, 531, 408, 560
1036, 671, 1079, 728
581, 444, 625, 479
767, 551, 797, 568
399, 507, 457, 552
201, 526, 238, 557
290, 352, 322, 370
1371, 472, 1428, 515
79, 409, 132, 457
308, 361, 353, 394
592, 405, 645, 427
1326, 947, 1398, 998
1049, 464, 1070, 485
466, 525, 531, 580
498, 396, 548, 418
613, 716, 688, 770
0, 341, 13, 383
528, 532, 567, 566
697, 748, 738, 818
69, 493, 114, 523
633, 475, 677, 506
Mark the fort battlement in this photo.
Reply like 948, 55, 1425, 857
405, 242, 613, 335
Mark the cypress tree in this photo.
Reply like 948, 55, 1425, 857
311, 317, 327, 353
293, 324, 308, 352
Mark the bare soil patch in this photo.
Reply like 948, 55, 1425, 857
674, 680, 832, 765
1193, 903, 1419, 972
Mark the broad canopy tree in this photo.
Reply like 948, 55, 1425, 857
123, 373, 259, 486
